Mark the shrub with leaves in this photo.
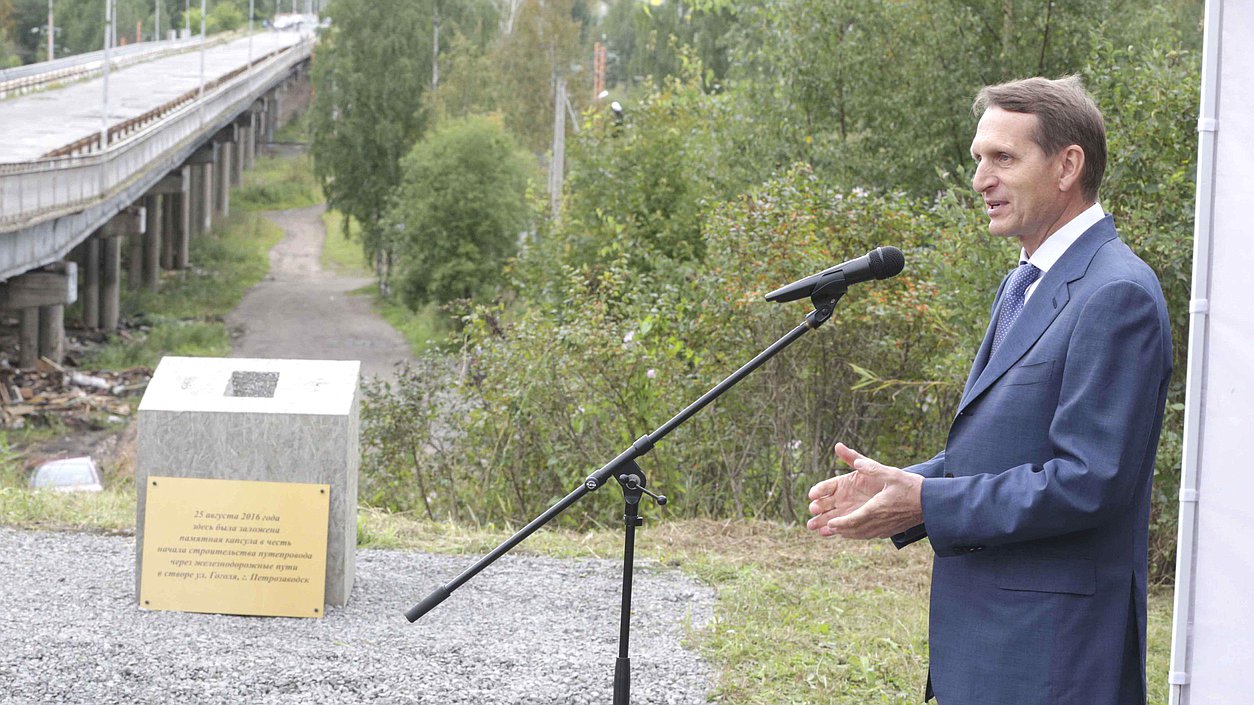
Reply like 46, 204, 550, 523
385, 116, 535, 308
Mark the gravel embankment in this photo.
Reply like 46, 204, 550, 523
0, 528, 715, 704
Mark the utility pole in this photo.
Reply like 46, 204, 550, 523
432, 4, 440, 90
197, 0, 205, 120
46, 0, 53, 60
155, 0, 160, 41
549, 74, 567, 218
593, 40, 606, 100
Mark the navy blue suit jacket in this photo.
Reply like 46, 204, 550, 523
896, 216, 1171, 705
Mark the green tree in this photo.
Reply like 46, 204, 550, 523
0, 0, 20, 66
600, 0, 734, 91
726, 0, 1192, 195
310, 0, 436, 279
206, 1, 243, 33
311, 0, 503, 284
385, 116, 534, 307
492, 0, 584, 154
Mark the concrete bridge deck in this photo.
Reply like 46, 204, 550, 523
0, 33, 303, 162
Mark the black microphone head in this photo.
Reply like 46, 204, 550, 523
869, 246, 905, 280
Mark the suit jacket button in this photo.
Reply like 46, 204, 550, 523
971, 546, 984, 552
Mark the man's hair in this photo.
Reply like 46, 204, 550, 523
974, 75, 1107, 202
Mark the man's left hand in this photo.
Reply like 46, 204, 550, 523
807, 444, 925, 540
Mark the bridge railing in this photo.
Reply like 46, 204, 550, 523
0, 35, 214, 100
0, 36, 313, 234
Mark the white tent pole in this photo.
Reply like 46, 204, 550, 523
1168, 0, 1223, 702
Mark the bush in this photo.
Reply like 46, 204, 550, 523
384, 116, 534, 308
363, 166, 972, 525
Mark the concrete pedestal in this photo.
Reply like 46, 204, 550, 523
136, 357, 361, 607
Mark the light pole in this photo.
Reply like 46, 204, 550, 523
197, 0, 205, 109
154, 0, 159, 41
46, 0, 53, 60
101, 0, 113, 150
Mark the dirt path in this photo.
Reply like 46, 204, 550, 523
225, 204, 413, 382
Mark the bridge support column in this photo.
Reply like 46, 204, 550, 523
101, 235, 121, 331
216, 145, 231, 218
204, 161, 216, 232
187, 145, 215, 240
177, 165, 192, 269
143, 193, 163, 290
261, 96, 275, 149
98, 207, 142, 332
0, 263, 76, 367
231, 123, 245, 188
161, 197, 176, 271
38, 304, 64, 364
185, 166, 200, 241
19, 309, 37, 368
82, 234, 100, 329
244, 111, 257, 168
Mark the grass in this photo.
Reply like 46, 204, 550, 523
355, 508, 1175, 705
81, 213, 284, 369
234, 152, 322, 212
373, 296, 450, 355
0, 486, 134, 534
320, 209, 369, 275
321, 209, 452, 354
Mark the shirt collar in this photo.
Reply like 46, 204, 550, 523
1019, 202, 1106, 271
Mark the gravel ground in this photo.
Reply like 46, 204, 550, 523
0, 528, 715, 704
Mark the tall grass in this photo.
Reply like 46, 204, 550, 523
321, 210, 452, 354
234, 153, 322, 212
82, 213, 283, 369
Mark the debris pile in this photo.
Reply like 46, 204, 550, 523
0, 357, 151, 429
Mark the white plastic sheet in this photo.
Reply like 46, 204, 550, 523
1171, 2, 1254, 702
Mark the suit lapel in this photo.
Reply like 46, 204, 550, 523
961, 274, 1008, 402
957, 216, 1118, 414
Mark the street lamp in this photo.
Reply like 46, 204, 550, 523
101, 0, 114, 150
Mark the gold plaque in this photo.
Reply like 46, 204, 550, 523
140, 476, 330, 618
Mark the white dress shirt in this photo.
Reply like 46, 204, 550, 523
1020, 202, 1106, 302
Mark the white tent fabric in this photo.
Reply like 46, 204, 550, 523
1168, 2, 1254, 703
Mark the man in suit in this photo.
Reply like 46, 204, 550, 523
805, 76, 1172, 705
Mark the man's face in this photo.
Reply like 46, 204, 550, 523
970, 107, 1073, 250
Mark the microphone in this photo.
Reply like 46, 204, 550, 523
765, 246, 905, 303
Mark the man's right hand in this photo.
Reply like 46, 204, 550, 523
805, 443, 887, 537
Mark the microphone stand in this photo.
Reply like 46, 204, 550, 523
405, 288, 847, 704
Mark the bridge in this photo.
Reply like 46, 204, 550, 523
0, 29, 315, 367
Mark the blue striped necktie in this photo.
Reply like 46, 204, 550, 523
991, 262, 1042, 356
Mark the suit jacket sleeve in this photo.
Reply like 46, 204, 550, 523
890, 450, 947, 548
919, 279, 1169, 556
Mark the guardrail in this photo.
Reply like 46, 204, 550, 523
42, 44, 292, 158
0, 36, 313, 234
0, 36, 213, 100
